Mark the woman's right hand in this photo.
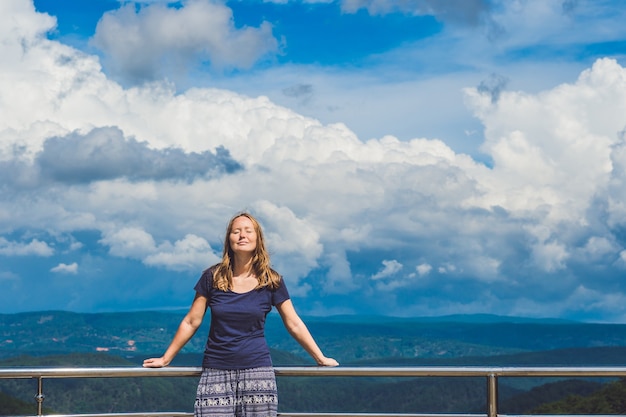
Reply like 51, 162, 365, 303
143, 357, 169, 368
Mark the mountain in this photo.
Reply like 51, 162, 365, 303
2, 311, 626, 415
3, 310, 626, 362
266, 314, 626, 362
312, 313, 577, 324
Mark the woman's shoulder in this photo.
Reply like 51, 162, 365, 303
194, 264, 220, 295
204, 264, 219, 273
200, 264, 220, 282
269, 268, 285, 289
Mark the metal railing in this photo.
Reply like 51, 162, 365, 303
1, 366, 626, 417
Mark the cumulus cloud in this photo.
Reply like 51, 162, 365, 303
91, 0, 279, 84
145, 234, 220, 271
51, 262, 78, 274
2, 0, 626, 319
416, 263, 432, 276
100, 227, 158, 259
321, 245, 357, 293
100, 228, 218, 271
253, 201, 323, 293
465, 58, 626, 222
372, 259, 403, 280
0, 238, 54, 257
37, 127, 241, 183
0, 0, 55, 41
437, 264, 457, 274
2, 127, 241, 188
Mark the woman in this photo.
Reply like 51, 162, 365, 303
143, 212, 338, 417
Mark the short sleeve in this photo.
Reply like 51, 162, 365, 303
272, 277, 290, 306
194, 268, 214, 298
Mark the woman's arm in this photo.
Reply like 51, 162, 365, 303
143, 293, 208, 368
276, 299, 338, 367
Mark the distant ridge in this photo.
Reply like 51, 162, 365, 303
1, 310, 580, 324
3, 309, 625, 363
302, 313, 579, 324
410, 314, 579, 324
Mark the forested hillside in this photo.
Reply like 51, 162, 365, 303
2, 312, 626, 415
4, 311, 626, 362
532, 378, 626, 414
0, 352, 613, 415
0, 354, 194, 414
0, 391, 51, 415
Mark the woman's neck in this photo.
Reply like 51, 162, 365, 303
232, 255, 254, 277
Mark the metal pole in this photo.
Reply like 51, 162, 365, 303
487, 373, 498, 417
35, 376, 45, 416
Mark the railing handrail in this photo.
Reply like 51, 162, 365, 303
2, 366, 626, 417
3, 365, 626, 378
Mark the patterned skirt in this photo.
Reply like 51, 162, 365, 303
195, 366, 278, 417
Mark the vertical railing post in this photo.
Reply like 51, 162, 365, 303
487, 373, 498, 417
34, 376, 45, 416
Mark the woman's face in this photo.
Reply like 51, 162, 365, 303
229, 216, 258, 255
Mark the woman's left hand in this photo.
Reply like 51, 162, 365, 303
317, 356, 339, 367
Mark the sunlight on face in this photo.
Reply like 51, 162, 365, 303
229, 216, 258, 255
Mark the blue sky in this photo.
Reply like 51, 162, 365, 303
2, 0, 626, 322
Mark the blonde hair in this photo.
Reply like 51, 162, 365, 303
212, 212, 281, 291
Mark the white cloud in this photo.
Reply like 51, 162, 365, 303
91, 0, 279, 84
100, 228, 218, 271
0, 238, 54, 257
372, 259, 403, 280
438, 264, 457, 274
531, 240, 569, 272
486, 0, 626, 48
321, 245, 358, 293
145, 234, 219, 271
203, 0, 626, 159
577, 236, 617, 262
253, 201, 322, 294
100, 227, 157, 259
416, 263, 432, 276
0, 0, 55, 41
51, 262, 78, 274
2, 0, 626, 318
464, 60, 625, 223
68, 241, 84, 251
607, 130, 626, 228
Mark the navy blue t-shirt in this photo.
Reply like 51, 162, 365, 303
194, 267, 290, 370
